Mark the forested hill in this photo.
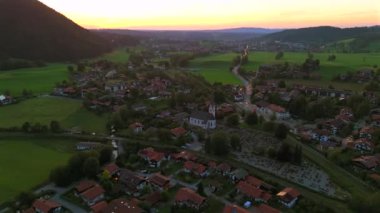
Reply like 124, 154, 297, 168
262, 26, 380, 44
0, 0, 112, 61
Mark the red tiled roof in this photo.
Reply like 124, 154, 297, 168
257, 204, 281, 213
276, 187, 301, 202
170, 127, 187, 137
75, 180, 97, 193
237, 181, 271, 202
223, 204, 250, 213
268, 104, 286, 113
103, 198, 143, 213
139, 148, 165, 162
245, 176, 263, 188
184, 161, 207, 175
217, 163, 231, 172
33, 199, 61, 213
81, 185, 105, 201
175, 188, 206, 206
103, 163, 119, 175
91, 201, 108, 213
148, 173, 170, 187
172, 151, 197, 161
129, 122, 143, 129
143, 191, 162, 205
352, 155, 380, 169
208, 161, 217, 169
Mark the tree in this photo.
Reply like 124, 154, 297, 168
213, 91, 226, 104
49, 166, 71, 187
277, 143, 292, 162
17, 192, 35, 208
275, 51, 284, 60
355, 101, 370, 119
245, 112, 258, 126
210, 132, 230, 156
99, 146, 113, 165
278, 80, 286, 88
230, 134, 241, 151
327, 55, 336, 61
197, 182, 205, 196
275, 124, 288, 140
83, 157, 100, 178
225, 113, 240, 127
22, 122, 31, 132
50, 120, 61, 133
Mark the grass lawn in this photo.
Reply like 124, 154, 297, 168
188, 53, 242, 85
243, 51, 380, 81
0, 63, 68, 96
0, 137, 76, 202
0, 96, 109, 133
99, 49, 130, 63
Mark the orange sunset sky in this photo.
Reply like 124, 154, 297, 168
39, 0, 380, 30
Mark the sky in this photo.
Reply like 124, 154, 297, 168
39, 0, 380, 30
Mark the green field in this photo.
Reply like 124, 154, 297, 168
189, 52, 380, 88
0, 137, 75, 201
0, 96, 109, 133
243, 51, 380, 80
99, 49, 130, 63
0, 64, 68, 96
188, 53, 242, 84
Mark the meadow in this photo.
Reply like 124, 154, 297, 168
189, 52, 380, 89
243, 51, 380, 80
0, 137, 76, 201
0, 96, 109, 133
97, 48, 130, 63
0, 63, 68, 96
188, 53, 242, 84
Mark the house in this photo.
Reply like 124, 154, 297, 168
189, 111, 216, 129
245, 175, 264, 189
102, 198, 143, 213
105, 81, 126, 93
267, 104, 290, 120
129, 122, 144, 134
74, 180, 97, 195
103, 163, 120, 176
31, 199, 62, 213
353, 138, 374, 152
312, 129, 330, 143
371, 114, 380, 127
236, 181, 272, 202
230, 168, 248, 182
175, 188, 206, 210
138, 147, 166, 167
223, 204, 250, 213
119, 169, 146, 196
148, 173, 171, 191
76, 142, 103, 151
352, 155, 380, 170
171, 151, 197, 162
80, 185, 105, 206
276, 187, 301, 208
183, 161, 208, 177
170, 127, 187, 138
90, 201, 108, 213
216, 163, 232, 176
336, 107, 354, 122
256, 204, 281, 213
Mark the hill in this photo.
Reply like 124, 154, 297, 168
99, 27, 279, 41
0, 0, 111, 61
261, 26, 380, 50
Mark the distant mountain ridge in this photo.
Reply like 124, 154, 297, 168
260, 26, 380, 44
0, 0, 112, 61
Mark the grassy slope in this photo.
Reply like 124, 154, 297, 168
189, 53, 242, 85
0, 138, 75, 201
0, 96, 108, 133
0, 64, 68, 96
